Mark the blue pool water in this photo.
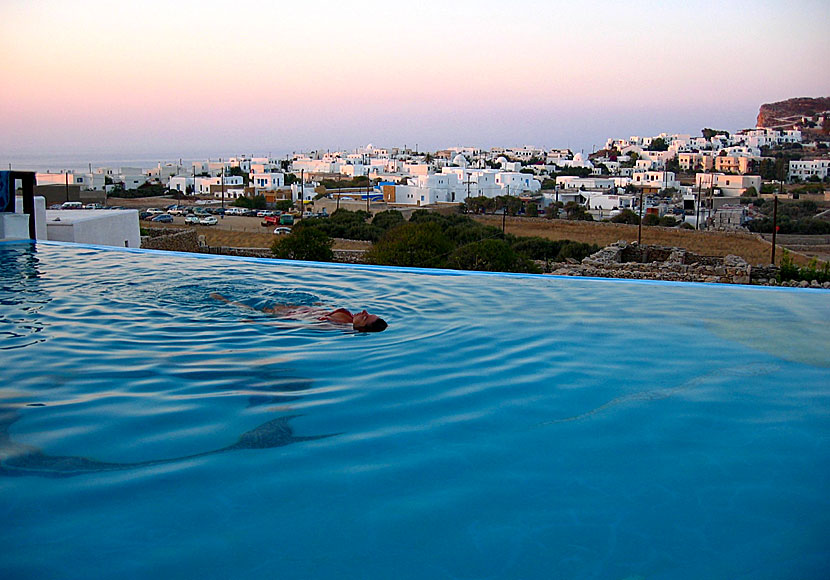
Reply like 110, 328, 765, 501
1, 241, 829, 579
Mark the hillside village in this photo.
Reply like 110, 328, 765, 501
31, 115, 830, 234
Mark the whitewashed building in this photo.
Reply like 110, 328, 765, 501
251, 172, 285, 191
788, 159, 830, 181
695, 173, 762, 196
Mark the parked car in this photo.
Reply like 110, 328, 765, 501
279, 214, 294, 225
184, 214, 200, 224
84, 203, 103, 209
261, 215, 279, 227
139, 211, 153, 220
146, 208, 165, 215
61, 201, 83, 209
257, 210, 275, 217
168, 207, 186, 216
199, 216, 218, 225
273, 227, 292, 235
151, 214, 174, 223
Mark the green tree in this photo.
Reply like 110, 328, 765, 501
271, 227, 334, 262
284, 173, 298, 186
642, 213, 661, 226
702, 128, 730, 139
650, 138, 668, 151
621, 152, 639, 168
611, 209, 640, 224
564, 201, 593, 220
371, 210, 405, 231
526, 202, 539, 217
447, 239, 541, 273
232, 194, 266, 209
275, 199, 294, 212
365, 222, 454, 268
226, 166, 249, 185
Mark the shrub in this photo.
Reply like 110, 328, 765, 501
777, 250, 830, 283
365, 222, 454, 268
642, 213, 661, 226
447, 239, 541, 273
611, 209, 640, 224
371, 210, 405, 231
271, 228, 333, 262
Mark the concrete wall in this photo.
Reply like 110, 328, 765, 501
45, 209, 140, 248
15, 195, 47, 239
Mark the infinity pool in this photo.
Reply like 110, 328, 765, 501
1, 241, 828, 579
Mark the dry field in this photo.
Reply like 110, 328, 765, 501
472, 216, 808, 266
144, 222, 370, 251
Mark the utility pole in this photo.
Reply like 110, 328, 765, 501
300, 169, 305, 212
221, 165, 225, 217
771, 192, 779, 264
65, 171, 69, 203
502, 184, 509, 237
695, 178, 702, 230
637, 189, 644, 244
366, 172, 370, 214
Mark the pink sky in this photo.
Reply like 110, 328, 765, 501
2, 0, 829, 160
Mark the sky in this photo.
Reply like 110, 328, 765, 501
1, 0, 829, 164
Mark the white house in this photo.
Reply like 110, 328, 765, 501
631, 171, 679, 190
36, 172, 106, 191
169, 176, 194, 194
788, 159, 830, 181
557, 176, 615, 191
195, 175, 244, 195
585, 192, 636, 212
695, 173, 762, 196
251, 172, 285, 191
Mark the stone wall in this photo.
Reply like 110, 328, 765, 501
549, 241, 753, 284
199, 246, 367, 263
140, 228, 200, 252
333, 249, 367, 263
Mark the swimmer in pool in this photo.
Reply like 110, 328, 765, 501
210, 293, 388, 332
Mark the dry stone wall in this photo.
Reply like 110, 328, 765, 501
140, 228, 200, 253
548, 241, 754, 284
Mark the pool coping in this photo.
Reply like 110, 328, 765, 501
2, 238, 828, 293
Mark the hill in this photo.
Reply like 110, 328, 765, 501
756, 97, 830, 136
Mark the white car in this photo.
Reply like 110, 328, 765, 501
146, 208, 165, 215
184, 215, 200, 224
199, 216, 218, 225
273, 226, 292, 235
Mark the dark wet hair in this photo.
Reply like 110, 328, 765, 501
358, 317, 388, 333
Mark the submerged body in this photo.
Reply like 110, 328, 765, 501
210, 293, 388, 332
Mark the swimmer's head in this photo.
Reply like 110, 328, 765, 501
352, 310, 388, 332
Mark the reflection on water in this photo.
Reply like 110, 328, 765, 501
0, 244, 49, 351
536, 362, 780, 426
0, 408, 336, 478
